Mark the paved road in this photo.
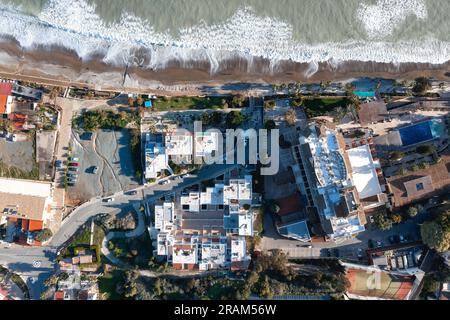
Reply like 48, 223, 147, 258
0, 163, 237, 299
0, 245, 56, 300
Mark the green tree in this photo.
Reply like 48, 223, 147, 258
412, 77, 431, 95
374, 214, 393, 231
389, 151, 405, 161
259, 275, 273, 299
421, 210, 450, 252
284, 109, 297, 126
264, 120, 276, 131
201, 112, 210, 126
136, 96, 144, 107
264, 100, 276, 110
226, 111, 244, 128
270, 203, 280, 214
416, 144, 435, 155
210, 111, 223, 126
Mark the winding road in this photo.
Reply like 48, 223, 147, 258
0, 163, 237, 299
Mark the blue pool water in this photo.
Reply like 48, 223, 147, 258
399, 120, 443, 146
353, 90, 376, 98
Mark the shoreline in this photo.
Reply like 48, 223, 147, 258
1, 39, 450, 96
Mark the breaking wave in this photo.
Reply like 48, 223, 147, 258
0, 0, 448, 75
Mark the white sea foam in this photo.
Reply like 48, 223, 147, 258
0, 0, 448, 76
357, 0, 428, 39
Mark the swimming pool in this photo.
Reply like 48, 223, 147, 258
399, 120, 443, 146
353, 90, 376, 98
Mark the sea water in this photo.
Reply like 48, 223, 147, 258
0, 0, 449, 74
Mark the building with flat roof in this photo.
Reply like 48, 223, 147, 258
151, 174, 256, 271
0, 178, 54, 245
144, 133, 168, 180
293, 122, 367, 241
165, 131, 193, 163
347, 145, 387, 210
194, 131, 219, 159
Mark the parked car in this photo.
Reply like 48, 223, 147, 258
69, 162, 79, 167
68, 167, 79, 172
127, 190, 137, 195
69, 157, 79, 162
159, 179, 169, 185
103, 197, 114, 203
357, 248, 364, 258
68, 183, 75, 187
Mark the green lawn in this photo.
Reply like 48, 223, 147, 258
152, 96, 227, 111
302, 97, 349, 118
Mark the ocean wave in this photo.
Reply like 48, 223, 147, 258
0, 0, 449, 75
357, 0, 428, 39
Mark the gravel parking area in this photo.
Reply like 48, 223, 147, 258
67, 129, 139, 202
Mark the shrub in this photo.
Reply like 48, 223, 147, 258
412, 77, 431, 95
391, 213, 402, 224
416, 144, 435, 155
264, 120, 276, 131
407, 206, 419, 218
35, 228, 53, 242
389, 151, 404, 161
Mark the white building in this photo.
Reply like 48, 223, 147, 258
194, 131, 219, 158
347, 145, 387, 210
153, 175, 256, 271
144, 133, 168, 180
165, 131, 193, 162
297, 123, 366, 241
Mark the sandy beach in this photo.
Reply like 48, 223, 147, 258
1, 39, 449, 96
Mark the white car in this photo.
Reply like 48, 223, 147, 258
103, 197, 114, 203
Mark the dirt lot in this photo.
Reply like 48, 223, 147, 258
36, 130, 57, 180
67, 129, 139, 202
0, 136, 37, 178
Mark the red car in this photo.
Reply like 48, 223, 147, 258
69, 162, 79, 167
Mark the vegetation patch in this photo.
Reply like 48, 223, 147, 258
72, 110, 140, 132
152, 96, 247, 111
108, 232, 153, 268
302, 97, 349, 118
